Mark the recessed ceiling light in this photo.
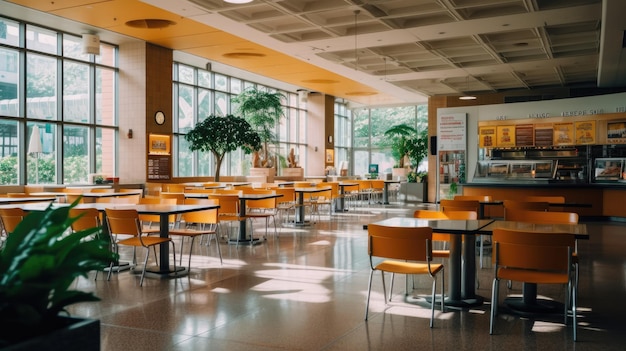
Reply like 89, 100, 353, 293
459, 95, 477, 100
224, 0, 253, 3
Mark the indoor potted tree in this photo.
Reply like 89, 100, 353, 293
384, 124, 416, 179
233, 88, 285, 183
0, 200, 118, 350
185, 114, 261, 182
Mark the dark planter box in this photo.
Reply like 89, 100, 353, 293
400, 182, 428, 203
2, 317, 100, 351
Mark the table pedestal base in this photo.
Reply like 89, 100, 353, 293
425, 295, 484, 308
228, 237, 263, 245
132, 265, 188, 278
504, 297, 562, 315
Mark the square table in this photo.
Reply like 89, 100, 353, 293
293, 187, 331, 225
369, 217, 495, 307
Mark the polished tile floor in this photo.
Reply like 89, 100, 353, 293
69, 201, 626, 350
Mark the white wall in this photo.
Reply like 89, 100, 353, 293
437, 92, 626, 183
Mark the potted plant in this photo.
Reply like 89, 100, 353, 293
185, 114, 262, 182
233, 88, 284, 182
0, 201, 118, 350
384, 124, 429, 180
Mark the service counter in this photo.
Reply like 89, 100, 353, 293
462, 183, 626, 219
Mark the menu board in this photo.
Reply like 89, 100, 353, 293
515, 124, 534, 147
478, 126, 496, 148
607, 121, 626, 144
575, 120, 596, 144
147, 155, 171, 180
553, 122, 574, 146
496, 125, 515, 147
534, 123, 553, 147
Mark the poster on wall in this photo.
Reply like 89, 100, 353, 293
534, 123, 553, 147
607, 121, 626, 144
553, 122, 574, 146
575, 120, 596, 145
496, 125, 515, 147
437, 113, 467, 202
478, 126, 496, 148
438, 113, 467, 150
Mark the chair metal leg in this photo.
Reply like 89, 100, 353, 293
364, 269, 375, 321
139, 248, 150, 286
490, 278, 499, 334
389, 273, 395, 302
430, 277, 436, 328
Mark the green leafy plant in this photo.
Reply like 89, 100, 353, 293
233, 88, 284, 168
185, 114, 261, 181
0, 201, 117, 346
383, 124, 428, 169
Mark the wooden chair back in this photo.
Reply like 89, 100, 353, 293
523, 196, 565, 204
208, 194, 240, 221
180, 198, 219, 225
69, 208, 101, 233
160, 192, 185, 204
504, 209, 578, 224
503, 200, 549, 212
440, 199, 480, 213
274, 187, 296, 203
492, 228, 574, 272
90, 188, 114, 193
454, 195, 492, 202
165, 184, 187, 193
0, 208, 25, 235
105, 208, 141, 238
367, 224, 432, 262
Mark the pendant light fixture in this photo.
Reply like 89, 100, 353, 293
459, 75, 476, 100
224, 0, 253, 4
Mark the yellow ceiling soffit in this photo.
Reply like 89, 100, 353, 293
8, 0, 402, 105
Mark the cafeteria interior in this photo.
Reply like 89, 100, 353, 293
65, 201, 626, 351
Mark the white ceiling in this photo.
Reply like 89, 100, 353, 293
146, 0, 626, 104
4, 0, 626, 105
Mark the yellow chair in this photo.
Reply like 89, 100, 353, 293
369, 179, 385, 203
105, 208, 177, 286
273, 187, 296, 224
69, 208, 106, 280
490, 228, 577, 341
164, 183, 186, 193
523, 196, 565, 204
242, 189, 279, 239
503, 209, 579, 290
413, 210, 477, 259
503, 200, 549, 212
168, 198, 222, 269
365, 224, 444, 328
208, 194, 251, 245
0, 208, 25, 247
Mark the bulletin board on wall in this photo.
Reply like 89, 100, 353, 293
147, 133, 171, 180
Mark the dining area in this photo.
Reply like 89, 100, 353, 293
1, 187, 624, 350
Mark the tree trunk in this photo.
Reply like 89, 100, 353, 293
214, 153, 224, 182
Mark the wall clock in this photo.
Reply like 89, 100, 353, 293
155, 111, 165, 125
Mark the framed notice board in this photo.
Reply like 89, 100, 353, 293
147, 154, 171, 180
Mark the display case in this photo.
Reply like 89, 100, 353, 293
594, 158, 624, 182
473, 160, 555, 183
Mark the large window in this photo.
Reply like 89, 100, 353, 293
173, 63, 307, 177
0, 17, 118, 185
351, 105, 428, 176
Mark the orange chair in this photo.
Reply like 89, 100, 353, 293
490, 228, 578, 341
365, 224, 444, 328
413, 210, 477, 259
208, 193, 252, 245
0, 208, 25, 247
242, 189, 279, 238
523, 196, 565, 204
105, 208, 177, 286
503, 200, 549, 212
168, 198, 222, 269
274, 187, 296, 224
440, 199, 490, 267
69, 208, 107, 280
